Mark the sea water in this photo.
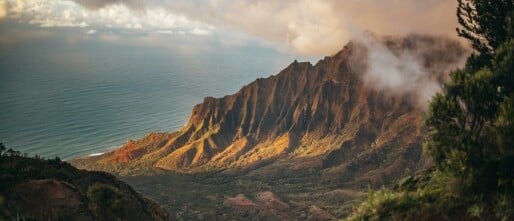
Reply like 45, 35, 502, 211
0, 41, 305, 160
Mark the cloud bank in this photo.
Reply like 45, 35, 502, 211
71, 0, 459, 56
66, 0, 469, 106
0, 0, 214, 38
0, 0, 25, 19
348, 32, 469, 107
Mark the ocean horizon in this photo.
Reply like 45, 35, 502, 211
0, 41, 313, 160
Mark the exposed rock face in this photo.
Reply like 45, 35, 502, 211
73, 35, 468, 185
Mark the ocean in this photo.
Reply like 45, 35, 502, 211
0, 40, 308, 160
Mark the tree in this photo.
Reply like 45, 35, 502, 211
0, 143, 5, 156
457, 0, 514, 70
494, 94, 514, 188
426, 1, 514, 193
427, 68, 499, 190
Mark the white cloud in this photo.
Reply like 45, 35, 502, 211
32, 19, 88, 28
71, 0, 459, 55
4, 0, 213, 39
0, 0, 6, 19
86, 29, 97, 34
157, 30, 185, 35
82, 4, 212, 34
190, 28, 209, 35
124, 23, 142, 29
348, 32, 468, 107
3, 0, 460, 56
0, 0, 26, 19
9, 0, 25, 17
156, 28, 212, 36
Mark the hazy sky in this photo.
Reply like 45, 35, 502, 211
0, 0, 463, 157
0, 0, 459, 56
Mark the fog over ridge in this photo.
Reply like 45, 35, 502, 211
347, 31, 469, 108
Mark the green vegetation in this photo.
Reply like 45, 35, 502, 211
346, 1, 514, 220
0, 143, 70, 192
122, 166, 365, 220
457, 0, 514, 70
346, 171, 484, 220
0, 143, 169, 221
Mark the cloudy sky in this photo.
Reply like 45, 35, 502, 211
0, 0, 459, 56
0, 0, 463, 158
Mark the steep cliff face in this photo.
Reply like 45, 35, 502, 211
73, 35, 467, 183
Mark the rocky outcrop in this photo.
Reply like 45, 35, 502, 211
73, 35, 467, 185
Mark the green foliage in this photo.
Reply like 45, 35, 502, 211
468, 203, 484, 218
426, 42, 514, 194
0, 154, 76, 191
87, 183, 128, 220
494, 193, 514, 221
494, 40, 514, 105
457, 0, 514, 70
0, 143, 5, 156
0, 144, 169, 221
427, 0, 514, 194
345, 170, 514, 221
345, 180, 448, 221
347, 1, 514, 220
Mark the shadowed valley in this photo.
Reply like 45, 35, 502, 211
71, 35, 468, 220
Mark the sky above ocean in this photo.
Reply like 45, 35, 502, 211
0, 0, 460, 159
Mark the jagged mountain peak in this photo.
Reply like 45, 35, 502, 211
72, 35, 468, 185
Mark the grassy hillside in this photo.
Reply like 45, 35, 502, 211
344, 169, 513, 221
0, 147, 169, 221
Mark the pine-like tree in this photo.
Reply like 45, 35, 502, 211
426, 0, 514, 194
457, 0, 514, 70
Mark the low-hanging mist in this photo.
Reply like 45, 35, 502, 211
349, 32, 469, 107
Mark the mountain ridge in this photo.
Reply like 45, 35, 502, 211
69, 35, 470, 220
72, 35, 468, 186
